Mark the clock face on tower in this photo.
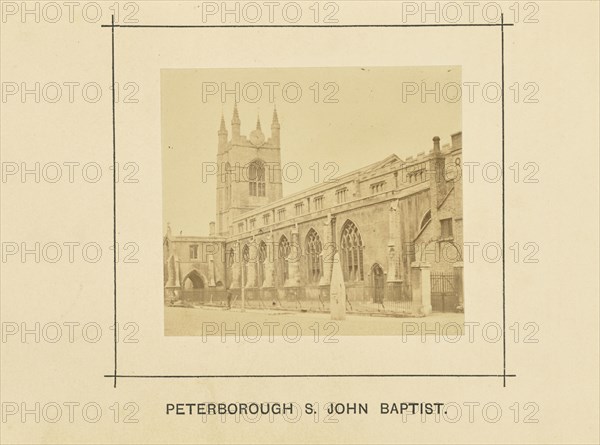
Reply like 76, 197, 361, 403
249, 129, 266, 147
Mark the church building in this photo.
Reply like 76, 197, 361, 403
164, 105, 464, 315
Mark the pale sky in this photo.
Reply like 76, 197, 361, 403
161, 66, 461, 236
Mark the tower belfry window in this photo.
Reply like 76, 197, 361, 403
249, 162, 266, 197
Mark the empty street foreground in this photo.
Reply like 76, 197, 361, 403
165, 306, 465, 337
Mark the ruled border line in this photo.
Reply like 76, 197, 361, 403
101, 23, 514, 28
106, 16, 510, 387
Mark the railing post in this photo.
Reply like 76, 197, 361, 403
454, 262, 464, 310
411, 262, 432, 315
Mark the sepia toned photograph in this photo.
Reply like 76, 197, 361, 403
2, 1, 599, 443
161, 67, 464, 336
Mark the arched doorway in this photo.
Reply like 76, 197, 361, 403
182, 270, 205, 302
371, 264, 385, 304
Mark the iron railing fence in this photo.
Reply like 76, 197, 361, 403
176, 284, 414, 315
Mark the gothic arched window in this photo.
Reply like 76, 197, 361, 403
248, 161, 266, 197
306, 229, 323, 283
340, 220, 364, 282
278, 235, 290, 285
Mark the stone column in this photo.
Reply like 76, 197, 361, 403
164, 254, 182, 304
428, 137, 443, 239
166, 255, 175, 287
387, 243, 403, 300
165, 254, 181, 286
263, 257, 274, 288
388, 200, 403, 287
285, 225, 302, 287
262, 232, 275, 288
329, 252, 346, 320
319, 214, 333, 286
453, 262, 464, 308
411, 261, 432, 315
173, 257, 182, 299
387, 243, 398, 282
208, 254, 216, 287
246, 255, 257, 288
229, 244, 240, 289
174, 257, 181, 287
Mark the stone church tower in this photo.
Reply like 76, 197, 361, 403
215, 104, 283, 235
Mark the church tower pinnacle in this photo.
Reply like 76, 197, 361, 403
218, 112, 228, 151
271, 105, 280, 147
231, 103, 241, 142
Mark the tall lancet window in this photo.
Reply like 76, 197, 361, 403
306, 229, 323, 283
340, 220, 364, 282
248, 161, 266, 197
